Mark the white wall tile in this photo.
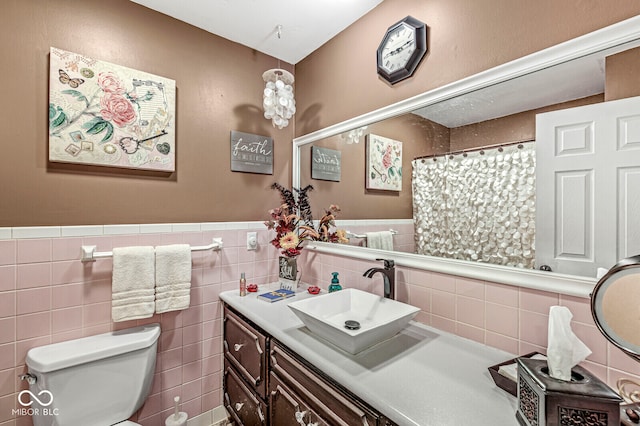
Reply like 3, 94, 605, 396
172, 223, 201, 232
140, 223, 173, 234
103, 224, 140, 235
12, 226, 61, 239
61, 225, 104, 237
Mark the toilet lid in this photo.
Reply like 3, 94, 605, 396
114, 422, 141, 426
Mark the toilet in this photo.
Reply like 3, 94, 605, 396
24, 323, 161, 426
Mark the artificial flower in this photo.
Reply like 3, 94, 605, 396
266, 184, 348, 257
279, 232, 300, 250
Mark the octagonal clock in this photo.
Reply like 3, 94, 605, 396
376, 16, 427, 85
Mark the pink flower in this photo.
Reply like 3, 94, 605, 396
98, 72, 125, 94
382, 151, 392, 169
100, 93, 136, 127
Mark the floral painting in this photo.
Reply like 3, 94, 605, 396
49, 47, 176, 171
366, 134, 402, 191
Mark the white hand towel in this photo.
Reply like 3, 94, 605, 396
155, 244, 192, 313
111, 246, 155, 322
366, 231, 394, 250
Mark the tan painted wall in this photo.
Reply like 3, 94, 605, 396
449, 95, 604, 151
295, 0, 640, 135
605, 47, 640, 101
3, 0, 640, 226
0, 0, 293, 226
294, 1, 640, 220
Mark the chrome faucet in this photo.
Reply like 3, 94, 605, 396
363, 259, 395, 299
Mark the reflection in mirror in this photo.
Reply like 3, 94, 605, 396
413, 141, 536, 269
301, 113, 449, 227
295, 17, 640, 279
592, 256, 640, 359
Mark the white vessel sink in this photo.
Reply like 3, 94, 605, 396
288, 288, 420, 354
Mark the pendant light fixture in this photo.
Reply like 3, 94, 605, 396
262, 25, 296, 129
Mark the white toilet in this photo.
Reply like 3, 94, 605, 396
24, 323, 161, 426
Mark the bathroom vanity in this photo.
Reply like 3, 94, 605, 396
221, 288, 520, 425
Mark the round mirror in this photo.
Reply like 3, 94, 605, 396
591, 255, 640, 360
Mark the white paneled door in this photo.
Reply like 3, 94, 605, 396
536, 96, 640, 277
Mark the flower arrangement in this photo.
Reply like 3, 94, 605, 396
265, 183, 348, 258
316, 205, 349, 244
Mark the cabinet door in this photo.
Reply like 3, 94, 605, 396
223, 306, 268, 398
271, 343, 378, 426
224, 361, 267, 425
270, 372, 329, 426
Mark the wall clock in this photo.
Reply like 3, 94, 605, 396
376, 16, 427, 85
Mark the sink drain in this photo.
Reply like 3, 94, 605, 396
344, 320, 361, 330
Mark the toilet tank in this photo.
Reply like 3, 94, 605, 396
25, 323, 161, 426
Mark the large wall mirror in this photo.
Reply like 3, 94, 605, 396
293, 16, 640, 294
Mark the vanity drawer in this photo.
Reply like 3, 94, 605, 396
270, 342, 378, 426
270, 371, 329, 426
223, 306, 268, 398
224, 360, 267, 425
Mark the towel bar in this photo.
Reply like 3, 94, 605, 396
345, 229, 397, 239
80, 238, 224, 262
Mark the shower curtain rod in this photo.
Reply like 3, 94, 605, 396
413, 139, 534, 162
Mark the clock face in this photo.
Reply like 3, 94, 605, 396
380, 23, 417, 74
376, 16, 427, 85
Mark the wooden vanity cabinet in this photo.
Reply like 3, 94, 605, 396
223, 306, 268, 398
224, 360, 268, 425
270, 371, 330, 426
223, 306, 269, 424
270, 342, 379, 426
223, 304, 396, 426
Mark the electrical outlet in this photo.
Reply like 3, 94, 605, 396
247, 231, 257, 250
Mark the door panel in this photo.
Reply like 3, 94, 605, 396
536, 96, 640, 276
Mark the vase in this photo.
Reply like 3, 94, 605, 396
278, 256, 298, 291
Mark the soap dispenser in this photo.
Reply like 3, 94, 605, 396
328, 272, 342, 293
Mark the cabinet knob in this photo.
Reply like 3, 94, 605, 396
234, 343, 245, 352
295, 409, 307, 425
235, 402, 244, 412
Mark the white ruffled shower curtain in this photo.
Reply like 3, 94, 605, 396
412, 142, 536, 268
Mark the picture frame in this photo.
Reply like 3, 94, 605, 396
48, 47, 176, 171
311, 146, 341, 181
230, 130, 274, 174
365, 134, 403, 191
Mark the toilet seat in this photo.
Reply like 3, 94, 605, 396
114, 421, 141, 425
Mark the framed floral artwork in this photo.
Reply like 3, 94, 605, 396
48, 47, 176, 171
365, 134, 402, 191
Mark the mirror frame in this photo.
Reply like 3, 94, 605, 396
591, 255, 640, 359
293, 15, 640, 298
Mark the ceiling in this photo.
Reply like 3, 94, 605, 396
413, 37, 640, 128
129, 0, 384, 64
412, 53, 606, 128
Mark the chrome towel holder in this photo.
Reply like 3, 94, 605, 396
80, 237, 224, 262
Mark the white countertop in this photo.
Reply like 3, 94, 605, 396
220, 288, 520, 426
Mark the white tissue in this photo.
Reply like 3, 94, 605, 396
547, 306, 591, 381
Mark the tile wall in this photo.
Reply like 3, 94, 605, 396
0, 222, 279, 426
1, 219, 638, 425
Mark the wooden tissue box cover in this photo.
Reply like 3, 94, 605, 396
488, 351, 540, 396
515, 358, 622, 426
